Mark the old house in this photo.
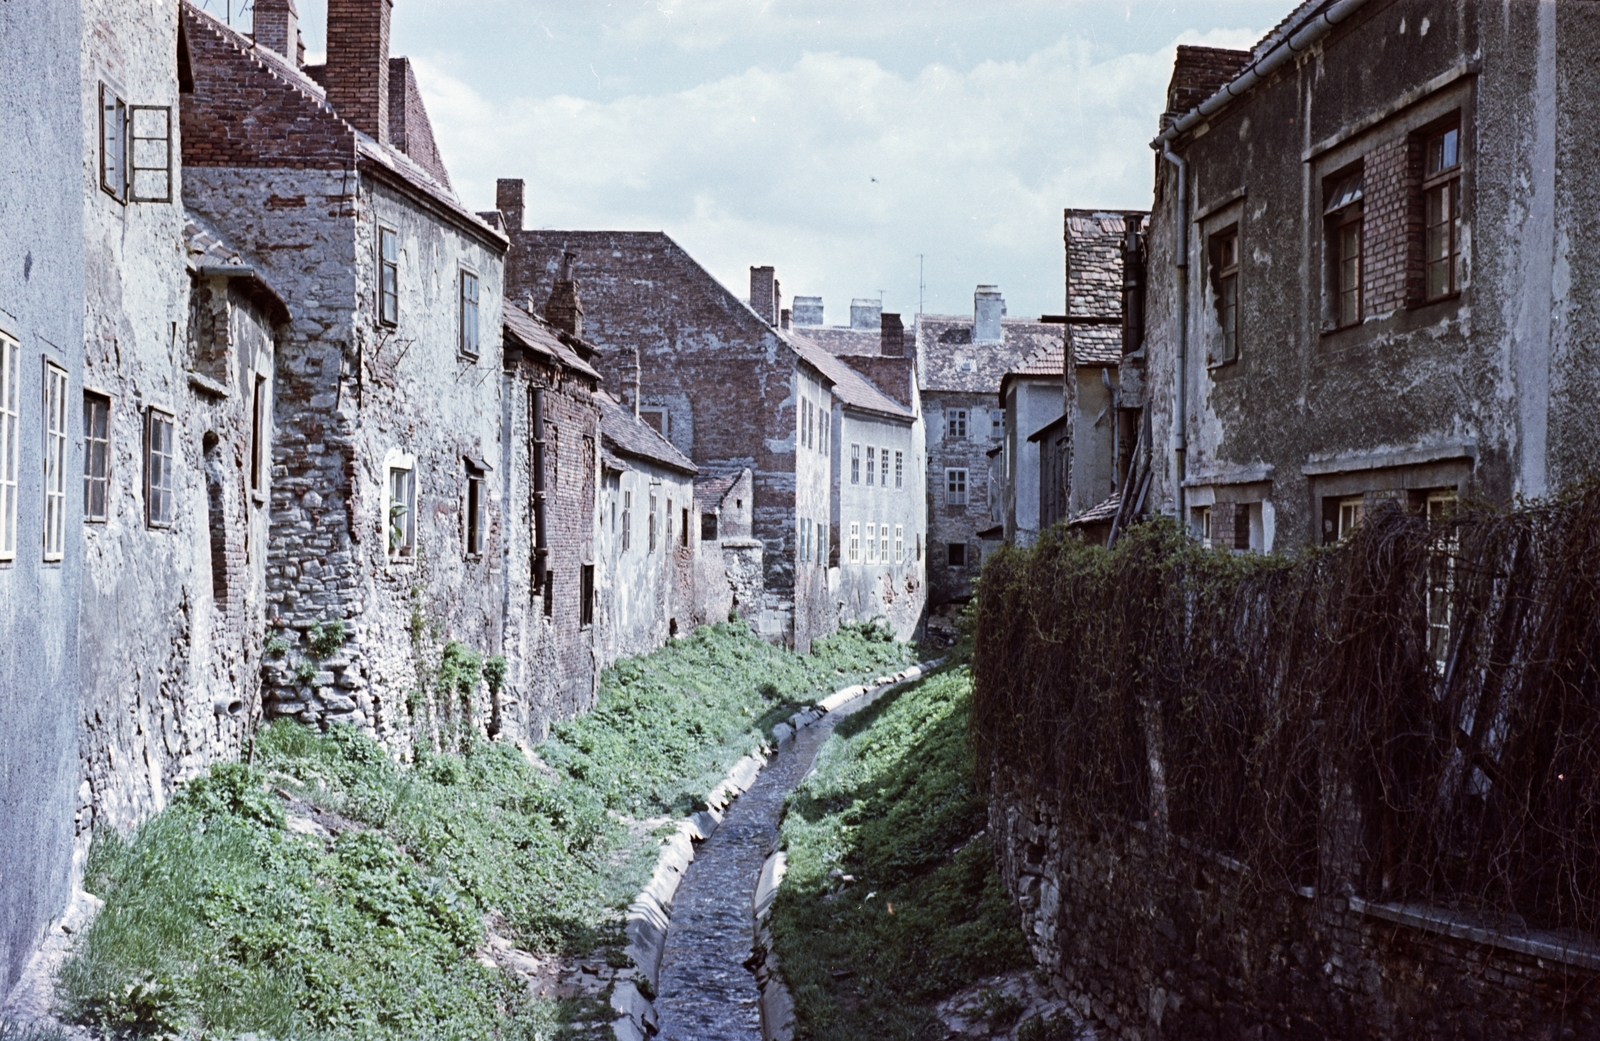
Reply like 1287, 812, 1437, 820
994, 341, 1065, 547
497, 193, 835, 649
1126, 3, 1600, 551
498, 301, 603, 742
181, 0, 512, 741
918, 287, 1057, 605
694, 469, 759, 624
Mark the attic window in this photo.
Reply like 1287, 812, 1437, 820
1324, 171, 1364, 215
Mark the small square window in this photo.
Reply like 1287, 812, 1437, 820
145, 408, 175, 528
947, 542, 967, 568
947, 409, 968, 440
945, 468, 968, 507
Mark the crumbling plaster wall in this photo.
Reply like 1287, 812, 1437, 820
791, 367, 832, 653
596, 461, 695, 668
1139, 1, 1600, 546
501, 358, 599, 746
0, 0, 84, 998
186, 168, 507, 745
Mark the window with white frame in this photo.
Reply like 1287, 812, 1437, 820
84, 391, 110, 522
947, 409, 968, 440
100, 84, 127, 202
649, 490, 658, 552
850, 443, 860, 484
42, 363, 66, 561
894, 450, 903, 489
945, 468, 968, 507
819, 522, 828, 565
878, 522, 888, 563
849, 521, 860, 563
879, 446, 888, 486
622, 489, 632, 551
865, 522, 877, 563
459, 270, 480, 358
145, 408, 175, 528
820, 404, 829, 455
894, 524, 904, 564
128, 105, 172, 203
991, 409, 1004, 439
0, 333, 15, 560
387, 462, 415, 558
866, 446, 875, 486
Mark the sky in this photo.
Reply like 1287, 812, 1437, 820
201, 0, 1293, 322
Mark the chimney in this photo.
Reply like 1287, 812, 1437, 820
749, 266, 778, 325
780, 308, 792, 330
496, 178, 525, 232
880, 313, 904, 356
792, 296, 824, 326
974, 285, 1005, 343
325, 0, 393, 143
850, 298, 881, 330
545, 251, 584, 337
253, 0, 300, 62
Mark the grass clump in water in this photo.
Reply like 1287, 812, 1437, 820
59, 619, 910, 1040
770, 666, 1030, 1040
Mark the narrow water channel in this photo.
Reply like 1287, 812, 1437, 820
654, 692, 877, 1040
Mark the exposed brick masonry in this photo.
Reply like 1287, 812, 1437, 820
324, 0, 391, 144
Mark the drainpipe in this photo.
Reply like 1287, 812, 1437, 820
1161, 144, 1189, 526
532, 386, 549, 593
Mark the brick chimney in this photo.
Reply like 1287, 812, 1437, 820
253, 0, 301, 62
496, 178, 525, 232
974, 285, 1005, 343
545, 251, 584, 337
325, 0, 393, 144
749, 266, 778, 325
880, 313, 904, 356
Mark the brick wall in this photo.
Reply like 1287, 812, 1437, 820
324, 0, 391, 143
1165, 46, 1252, 115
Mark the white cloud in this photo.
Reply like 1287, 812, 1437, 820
415, 23, 1261, 320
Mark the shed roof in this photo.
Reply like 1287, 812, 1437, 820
502, 305, 601, 379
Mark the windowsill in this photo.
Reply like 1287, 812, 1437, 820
252, 492, 267, 506
1206, 356, 1239, 371
378, 319, 397, 330
458, 352, 480, 363
1414, 290, 1463, 309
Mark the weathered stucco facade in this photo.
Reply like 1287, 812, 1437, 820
1132, 2, 1600, 550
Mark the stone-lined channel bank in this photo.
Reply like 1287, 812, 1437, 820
652, 667, 935, 1041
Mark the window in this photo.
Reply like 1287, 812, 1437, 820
145, 409, 175, 528
880, 447, 889, 486
1338, 496, 1365, 541
249, 375, 267, 497
459, 270, 480, 358
819, 406, 828, 455
879, 522, 889, 564
947, 542, 966, 568
945, 468, 968, 507
100, 84, 127, 202
849, 521, 861, 563
947, 409, 968, 440
1325, 167, 1364, 328
1210, 230, 1240, 364
702, 510, 717, 542
387, 464, 415, 557
649, 491, 658, 552
991, 409, 1004, 440
1191, 505, 1212, 547
0, 334, 15, 560
865, 523, 877, 563
894, 524, 904, 564
681, 507, 689, 547
850, 443, 860, 484
1425, 492, 1457, 666
84, 392, 110, 522
42, 363, 66, 560
580, 564, 595, 629
128, 105, 172, 203
378, 227, 399, 325
1423, 125, 1462, 301
866, 446, 875, 486
894, 450, 903, 489
819, 523, 828, 565
622, 489, 632, 551
465, 463, 485, 557
640, 409, 668, 437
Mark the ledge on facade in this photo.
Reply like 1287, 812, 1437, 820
1346, 897, 1600, 974
1182, 464, 1274, 488
976, 524, 1005, 541
187, 371, 231, 398
1301, 443, 1476, 477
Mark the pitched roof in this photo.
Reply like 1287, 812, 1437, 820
1071, 325, 1122, 366
694, 473, 740, 506
598, 392, 697, 475
917, 317, 1061, 395
787, 326, 880, 357
1070, 492, 1122, 527
1065, 210, 1145, 320
387, 57, 451, 191
502, 305, 600, 380
788, 338, 913, 421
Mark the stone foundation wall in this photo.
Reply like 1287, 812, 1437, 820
989, 775, 1600, 1041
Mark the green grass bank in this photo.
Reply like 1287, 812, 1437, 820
58, 620, 910, 1041
768, 665, 1031, 1040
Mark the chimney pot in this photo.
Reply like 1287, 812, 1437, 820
253, 0, 300, 62
496, 178, 525, 232
325, 0, 394, 143
545, 252, 584, 337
